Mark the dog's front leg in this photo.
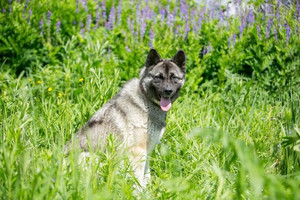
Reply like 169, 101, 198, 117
130, 147, 148, 190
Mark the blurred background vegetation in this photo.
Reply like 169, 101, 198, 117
0, 0, 300, 199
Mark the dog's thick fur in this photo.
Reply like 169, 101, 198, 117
66, 49, 186, 188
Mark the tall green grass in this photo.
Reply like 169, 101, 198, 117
1, 0, 300, 199
1, 39, 300, 199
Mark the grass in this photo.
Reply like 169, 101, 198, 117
0, 0, 300, 198
1, 39, 300, 199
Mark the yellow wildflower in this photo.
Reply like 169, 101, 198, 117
28, 78, 32, 82
48, 87, 52, 92
58, 93, 62, 98
79, 78, 84, 82
37, 80, 42, 84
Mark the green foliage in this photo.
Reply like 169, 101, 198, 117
0, 0, 300, 199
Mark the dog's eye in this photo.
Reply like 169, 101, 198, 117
172, 76, 181, 81
154, 75, 164, 80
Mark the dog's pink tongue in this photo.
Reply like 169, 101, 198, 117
160, 98, 172, 112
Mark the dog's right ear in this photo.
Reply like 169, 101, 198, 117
145, 48, 161, 68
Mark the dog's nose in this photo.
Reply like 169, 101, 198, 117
164, 89, 173, 95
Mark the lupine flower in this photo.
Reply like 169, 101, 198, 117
159, 7, 165, 21
239, 16, 245, 38
285, 24, 291, 44
140, 20, 146, 40
2, 9, 6, 13
56, 20, 61, 34
8, 0, 11, 13
76, 0, 79, 13
86, 14, 91, 32
276, 0, 281, 22
295, 1, 299, 20
248, 9, 254, 25
39, 19, 44, 35
232, 33, 236, 47
207, 43, 211, 53
202, 45, 206, 56
80, 22, 85, 36
27, 9, 32, 24
219, 10, 224, 22
24, 0, 29, 13
125, 46, 131, 52
95, 3, 100, 29
102, 1, 106, 22
81, 0, 88, 12
107, 4, 115, 29
257, 24, 261, 40
47, 11, 51, 26
117, 1, 122, 26
266, 17, 273, 38
185, 17, 190, 39
149, 27, 154, 48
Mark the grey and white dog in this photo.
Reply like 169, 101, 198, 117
66, 48, 186, 188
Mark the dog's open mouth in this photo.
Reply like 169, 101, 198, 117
160, 97, 171, 112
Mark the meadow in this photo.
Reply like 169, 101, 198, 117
0, 0, 300, 199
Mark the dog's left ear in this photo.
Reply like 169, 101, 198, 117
146, 48, 161, 68
172, 50, 186, 72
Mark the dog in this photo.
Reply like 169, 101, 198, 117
66, 48, 186, 189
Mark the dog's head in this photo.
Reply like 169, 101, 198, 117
139, 49, 186, 112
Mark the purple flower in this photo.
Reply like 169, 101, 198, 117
27, 9, 32, 23
81, 0, 88, 12
86, 13, 92, 32
47, 11, 51, 26
285, 24, 291, 44
207, 43, 211, 53
257, 24, 261, 40
266, 17, 273, 38
102, 1, 106, 22
159, 7, 165, 21
219, 10, 224, 22
107, 4, 115, 29
202, 45, 206, 56
117, 1, 122, 26
140, 20, 146, 40
276, 0, 281, 22
2, 9, 6, 13
24, 0, 29, 13
39, 19, 44, 35
80, 22, 85, 36
56, 20, 61, 34
228, 36, 231, 48
248, 9, 254, 25
232, 33, 236, 47
95, 3, 100, 29
149, 28, 154, 48
125, 46, 131, 52
184, 17, 190, 39
295, 1, 300, 20
239, 16, 245, 38
76, 0, 79, 13
8, 0, 11, 13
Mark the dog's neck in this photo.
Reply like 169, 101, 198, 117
139, 82, 147, 97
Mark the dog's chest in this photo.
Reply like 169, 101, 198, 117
146, 111, 166, 153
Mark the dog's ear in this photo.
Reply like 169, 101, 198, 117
146, 48, 161, 68
172, 50, 186, 72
